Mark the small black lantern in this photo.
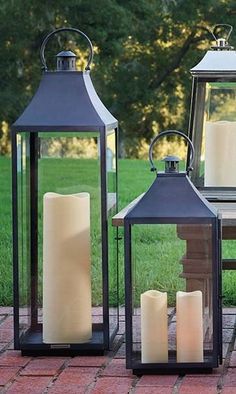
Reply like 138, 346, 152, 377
124, 130, 222, 374
11, 28, 119, 355
187, 24, 236, 200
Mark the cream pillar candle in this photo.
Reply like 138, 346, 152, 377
141, 290, 168, 363
43, 192, 92, 343
176, 291, 203, 362
205, 121, 236, 186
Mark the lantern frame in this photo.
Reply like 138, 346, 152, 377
11, 28, 119, 356
187, 24, 236, 201
124, 131, 222, 374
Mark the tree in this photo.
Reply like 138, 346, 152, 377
0, 0, 236, 156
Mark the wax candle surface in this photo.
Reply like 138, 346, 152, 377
43, 192, 92, 343
141, 290, 168, 363
176, 290, 203, 362
205, 121, 236, 186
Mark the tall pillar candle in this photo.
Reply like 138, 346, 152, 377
205, 121, 236, 186
176, 291, 203, 362
43, 192, 92, 343
141, 290, 168, 363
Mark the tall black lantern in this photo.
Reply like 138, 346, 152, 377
11, 28, 119, 355
187, 24, 236, 200
124, 131, 222, 374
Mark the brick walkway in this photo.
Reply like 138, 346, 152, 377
0, 307, 235, 393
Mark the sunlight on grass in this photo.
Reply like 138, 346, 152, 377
0, 156, 236, 306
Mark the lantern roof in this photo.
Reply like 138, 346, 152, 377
56, 50, 76, 58
191, 24, 236, 77
12, 27, 117, 132
12, 71, 118, 132
191, 50, 236, 77
125, 173, 218, 223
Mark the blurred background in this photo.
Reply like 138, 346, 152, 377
1, 0, 236, 158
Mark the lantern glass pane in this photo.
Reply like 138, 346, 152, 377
106, 130, 119, 339
17, 133, 31, 332
192, 82, 236, 189
17, 131, 108, 345
130, 223, 214, 364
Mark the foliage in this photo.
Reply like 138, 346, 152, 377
1, 1, 236, 155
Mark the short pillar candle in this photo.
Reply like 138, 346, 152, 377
43, 192, 92, 343
176, 290, 203, 362
141, 290, 168, 363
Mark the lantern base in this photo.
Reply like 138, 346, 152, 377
16, 323, 117, 356
128, 351, 218, 375
21, 348, 105, 357
133, 367, 213, 376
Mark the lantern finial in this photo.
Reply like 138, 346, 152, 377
211, 24, 234, 50
56, 50, 77, 71
149, 130, 194, 175
163, 155, 180, 173
40, 27, 94, 71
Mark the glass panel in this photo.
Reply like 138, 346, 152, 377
222, 239, 236, 306
17, 133, 31, 334
130, 223, 213, 364
191, 82, 206, 187
192, 82, 236, 189
106, 130, 119, 339
17, 131, 104, 345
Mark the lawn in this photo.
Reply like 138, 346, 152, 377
0, 155, 236, 306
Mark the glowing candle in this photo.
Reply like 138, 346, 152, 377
43, 192, 92, 343
205, 121, 236, 186
141, 290, 168, 363
176, 291, 203, 362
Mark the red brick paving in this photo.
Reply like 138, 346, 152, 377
0, 366, 21, 385
68, 355, 108, 367
180, 376, 220, 386
0, 350, 30, 367
0, 342, 7, 351
54, 366, 99, 384
222, 388, 236, 394
0, 307, 13, 314
0, 316, 13, 329
134, 388, 174, 394
6, 376, 52, 393
0, 309, 234, 393
179, 387, 217, 394
137, 374, 178, 386
223, 368, 236, 386
101, 358, 134, 377
91, 377, 134, 393
223, 328, 234, 343
20, 357, 66, 376
0, 328, 13, 342
229, 351, 236, 367
48, 387, 87, 394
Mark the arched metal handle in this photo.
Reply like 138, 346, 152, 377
211, 24, 233, 41
40, 27, 94, 71
149, 130, 195, 174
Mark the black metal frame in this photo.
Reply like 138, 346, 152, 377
124, 130, 222, 374
12, 126, 119, 356
124, 217, 222, 374
11, 27, 119, 356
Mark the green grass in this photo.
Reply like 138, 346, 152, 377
0, 157, 12, 304
0, 156, 236, 306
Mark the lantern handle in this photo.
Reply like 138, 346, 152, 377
211, 24, 233, 42
40, 27, 94, 71
149, 130, 195, 175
